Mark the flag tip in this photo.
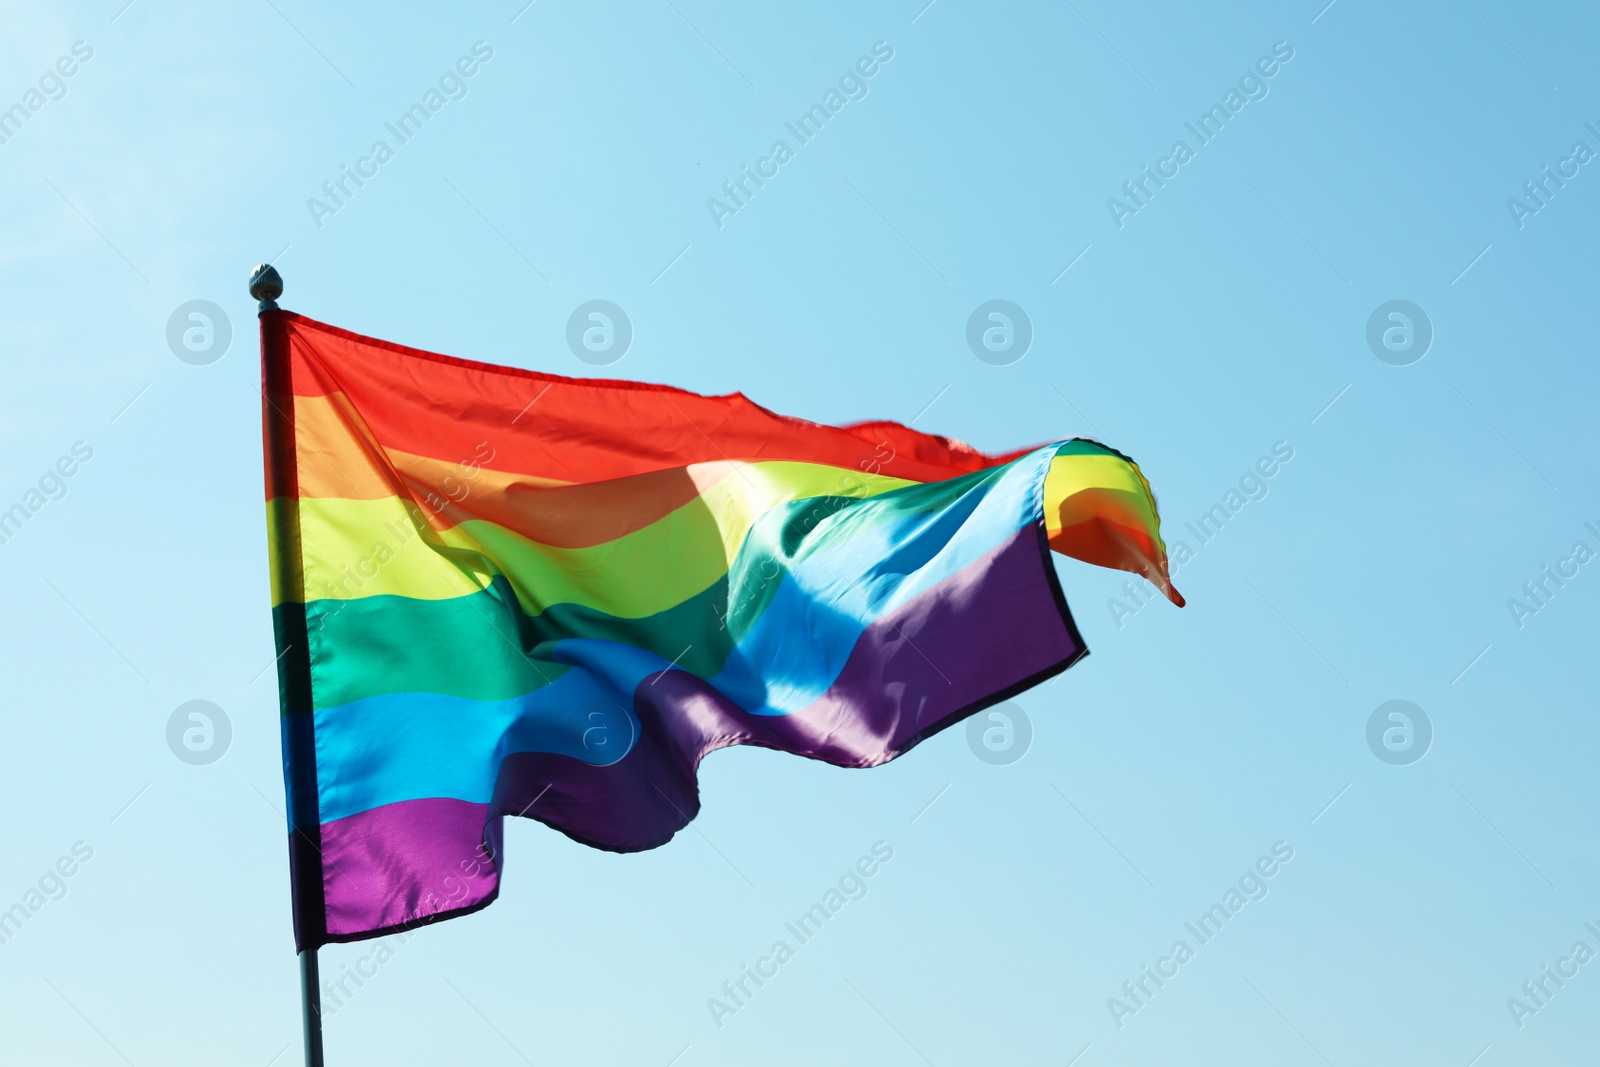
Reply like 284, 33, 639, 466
249, 262, 283, 312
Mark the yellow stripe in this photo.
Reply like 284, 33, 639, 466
278, 460, 915, 613
1043, 452, 1159, 541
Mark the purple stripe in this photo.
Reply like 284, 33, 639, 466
314, 526, 1081, 935
319, 798, 500, 941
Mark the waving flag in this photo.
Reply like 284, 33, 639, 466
262, 311, 1181, 949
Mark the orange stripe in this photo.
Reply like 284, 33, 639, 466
1047, 488, 1184, 607
293, 391, 568, 499
290, 393, 912, 550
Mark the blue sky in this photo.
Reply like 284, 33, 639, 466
1, 1, 1597, 1064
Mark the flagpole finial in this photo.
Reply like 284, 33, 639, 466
249, 263, 283, 312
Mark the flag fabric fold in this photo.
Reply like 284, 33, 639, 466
262, 311, 1179, 949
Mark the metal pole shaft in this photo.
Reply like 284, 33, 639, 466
299, 948, 325, 1066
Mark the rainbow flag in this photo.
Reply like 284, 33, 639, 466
262, 311, 1182, 948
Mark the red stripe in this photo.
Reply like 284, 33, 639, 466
271, 311, 1036, 489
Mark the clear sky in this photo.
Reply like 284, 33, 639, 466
1, 1, 1596, 1064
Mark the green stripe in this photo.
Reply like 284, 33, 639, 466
289, 592, 571, 708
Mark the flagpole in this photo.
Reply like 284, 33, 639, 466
251, 262, 325, 1067
299, 948, 325, 1066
